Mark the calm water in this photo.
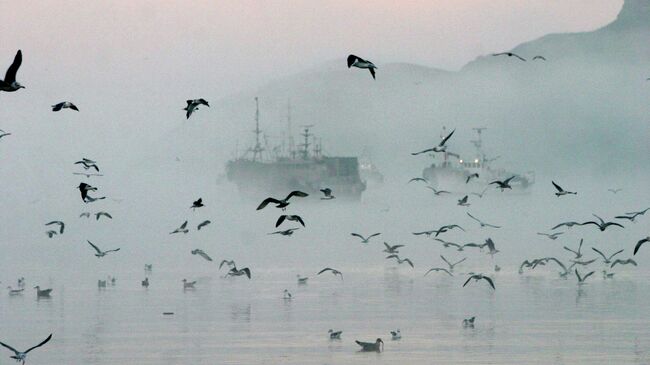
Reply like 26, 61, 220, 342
1, 178, 649, 364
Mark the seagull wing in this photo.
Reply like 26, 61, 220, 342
241, 268, 251, 279
87, 240, 102, 254
462, 276, 473, 287
481, 276, 496, 289
609, 249, 624, 260
351, 233, 366, 241
634, 237, 650, 255
197, 220, 211, 230
452, 257, 467, 266
198, 251, 213, 261
403, 258, 414, 268
513, 54, 526, 62
563, 246, 578, 256
591, 247, 606, 261
180, 221, 188, 229
286, 190, 309, 200
369, 67, 376, 79
367, 233, 381, 240
439, 129, 455, 146
551, 181, 564, 193
294, 215, 306, 227
317, 268, 333, 275
440, 255, 452, 267
276, 215, 287, 227
0, 341, 19, 356
52, 102, 64, 111
466, 212, 480, 223
582, 271, 595, 281
105, 248, 121, 254
4, 50, 22, 84
257, 198, 282, 210
411, 148, 435, 156
347, 55, 358, 68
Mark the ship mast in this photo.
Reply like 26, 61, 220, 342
299, 125, 314, 160
471, 127, 487, 163
251, 97, 264, 162
287, 100, 296, 159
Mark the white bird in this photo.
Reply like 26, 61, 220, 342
52, 101, 79, 112
7, 287, 24, 295
328, 329, 342, 339
385, 254, 414, 268
440, 255, 467, 273
45, 221, 65, 234
86, 240, 120, 258
382, 242, 404, 254
563, 239, 584, 259
424, 267, 453, 277
182, 279, 196, 289
575, 269, 595, 285
552, 181, 577, 196
351, 232, 381, 243
191, 249, 213, 262
591, 248, 624, 264
170, 221, 189, 234
412, 129, 456, 155
283, 289, 292, 300
0, 333, 52, 364
390, 330, 401, 340
0, 50, 24, 92
296, 275, 308, 285
317, 267, 343, 281
219, 260, 236, 270
467, 212, 501, 228
184, 99, 209, 119
347, 54, 377, 79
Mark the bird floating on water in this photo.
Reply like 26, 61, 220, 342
283, 289, 292, 300
33, 286, 52, 298
320, 188, 335, 200
182, 279, 196, 289
296, 275, 308, 285
355, 338, 383, 352
0, 333, 52, 365
347, 54, 377, 79
328, 329, 342, 339
0, 50, 24, 92
390, 330, 401, 340
463, 317, 476, 327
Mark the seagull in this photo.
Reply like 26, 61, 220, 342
320, 188, 335, 200
426, 187, 451, 195
418, 224, 465, 237
219, 260, 236, 270
466, 212, 501, 228
317, 267, 343, 281
226, 266, 251, 279
95, 212, 112, 220
616, 208, 650, 222
408, 177, 428, 184
0, 131, 11, 139
74, 160, 99, 172
347, 54, 377, 79
141, 277, 149, 287
440, 255, 466, 273
77, 183, 97, 202
592, 248, 624, 264
276, 215, 305, 227
191, 249, 213, 262
564, 239, 584, 259
435, 239, 482, 252
484, 238, 499, 256
463, 274, 495, 289
492, 52, 526, 62
184, 99, 209, 119
97, 280, 107, 288
382, 242, 404, 254
581, 214, 624, 232
552, 181, 577, 196
170, 221, 189, 234
87, 240, 120, 258
575, 269, 595, 285
296, 275, 308, 284
7, 287, 24, 295
0, 50, 24, 92
552, 221, 584, 230
390, 330, 401, 340
197, 220, 211, 230
355, 338, 383, 352
634, 237, 650, 255
182, 279, 196, 289
33, 286, 52, 297
412, 129, 456, 155
602, 270, 615, 279
539, 257, 568, 275
283, 289, 292, 300
0, 333, 52, 364
532, 55, 547, 61
256, 191, 309, 210
328, 329, 342, 340
45, 230, 57, 238
79, 212, 91, 218
351, 232, 381, 243
608, 188, 622, 194
537, 232, 563, 240
569, 258, 597, 270
457, 195, 470, 207
84, 195, 106, 203
465, 173, 479, 184
519, 259, 541, 274
424, 267, 453, 277
385, 254, 414, 268
463, 317, 476, 327
73, 172, 103, 178
610, 258, 637, 268
52, 102, 79, 112
490, 176, 516, 191
268, 228, 299, 236
190, 198, 204, 210
144, 264, 153, 272
45, 221, 65, 234
471, 187, 488, 199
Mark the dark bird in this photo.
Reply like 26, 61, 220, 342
610, 258, 637, 268
170, 221, 189, 234
219, 260, 236, 270
355, 338, 383, 352
552, 181, 577, 196
45, 221, 64, 234
256, 191, 309, 210
532, 55, 547, 61
440, 255, 466, 273
268, 228, 299, 236
190, 198, 204, 210
484, 238, 499, 256
0, 333, 52, 364
552, 221, 583, 230
351, 232, 381, 243
463, 274, 495, 289
608, 188, 622, 194
616, 208, 650, 222
575, 269, 595, 284
581, 214, 624, 232
466, 212, 501, 229
564, 239, 584, 259
141, 278, 149, 288
191, 249, 213, 262
226, 266, 251, 279
0, 50, 24, 92
408, 177, 428, 184
465, 173, 479, 184
411, 129, 456, 155
424, 267, 453, 277
382, 242, 404, 254
328, 329, 343, 340
492, 52, 526, 62
634, 237, 650, 255
52, 102, 79, 112
95, 212, 112, 220
45, 230, 57, 238
385, 254, 414, 268
592, 248, 624, 264
457, 195, 470, 207
569, 258, 597, 270
276, 215, 305, 228
0, 131, 11, 139
317, 267, 343, 281
490, 176, 516, 191
537, 232, 563, 240
33, 286, 52, 298
184, 99, 209, 119
74, 159, 99, 172
347, 54, 377, 79
77, 183, 97, 202
320, 188, 335, 200
87, 240, 120, 258
197, 220, 211, 230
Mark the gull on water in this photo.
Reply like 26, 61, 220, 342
328, 329, 342, 340
355, 338, 383, 352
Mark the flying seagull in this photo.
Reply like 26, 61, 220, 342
440, 255, 466, 273
412, 129, 456, 155
457, 195, 470, 207
466, 212, 501, 228
226, 266, 251, 279
52, 102, 79, 112
610, 258, 637, 268
592, 248, 624, 264
317, 267, 343, 281
77, 183, 97, 202
465, 173, 479, 184
537, 232, 563, 240
351, 232, 381, 243
608, 188, 622, 194
426, 187, 451, 196
551, 221, 583, 230
0, 333, 52, 364
170, 221, 189, 234
424, 267, 453, 277
0, 50, 24, 92
74, 160, 99, 172
471, 187, 488, 199
564, 239, 584, 259
385, 254, 414, 268
463, 274, 495, 289
532, 55, 547, 61
408, 177, 428, 184
347, 54, 377, 79
79, 212, 91, 218
276, 215, 305, 227
87, 240, 120, 258
268, 228, 299, 236
95, 212, 112, 220
256, 191, 309, 210
45, 221, 65, 234
581, 214, 624, 232
197, 220, 211, 230
616, 208, 650, 222
382, 242, 404, 254
490, 176, 516, 191
0, 131, 11, 139
184, 99, 209, 119
634, 237, 650, 255
191, 249, 213, 262
219, 260, 236, 270
190, 198, 204, 210
484, 238, 499, 256
182, 279, 197, 289
552, 181, 577, 196
575, 269, 595, 284
355, 338, 383, 352
492, 52, 526, 62
320, 188, 335, 200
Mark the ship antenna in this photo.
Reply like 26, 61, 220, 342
252, 97, 264, 161
471, 127, 487, 163
299, 124, 314, 160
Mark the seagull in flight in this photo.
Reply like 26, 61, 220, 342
276, 215, 305, 227
190, 198, 204, 210
575, 269, 595, 285
440, 255, 467, 273
351, 232, 381, 243
616, 208, 650, 222
87, 240, 120, 258
317, 267, 343, 281
608, 188, 622, 194
226, 266, 251, 279
457, 195, 470, 207
408, 177, 428, 184
52, 102, 79, 112
484, 238, 499, 256
465, 173, 479, 184
592, 248, 624, 264
191, 249, 213, 262
463, 274, 495, 289
426, 187, 451, 196
268, 228, 299, 236
257, 191, 309, 210
0, 50, 24, 92
424, 267, 453, 277
79, 212, 91, 218
492, 52, 526, 62
184, 99, 209, 119
490, 176, 516, 191
45, 221, 64, 234
634, 237, 650, 255
77, 183, 97, 202
219, 260, 236, 270
320, 188, 335, 200
347, 54, 377, 79
532, 55, 547, 61
466, 212, 501, 228
170, 221, 189, 234
435, 239, 482, 252
74, 159, 99, 172
411, 129, 456, 155
610, 258, 637, 268
382, 242, 404, 254
564, 239, 584, 259
0, 333, 52, 364
385, 254, 414, 268
537, 232, 563, 240
551, 221, 583, 230
552, 181, 577, 196
95, 212, 112, 220
197, 220, 211, 230
581, 214, 624, 232
0, 131, 11, 139
471, 187, 488, 199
